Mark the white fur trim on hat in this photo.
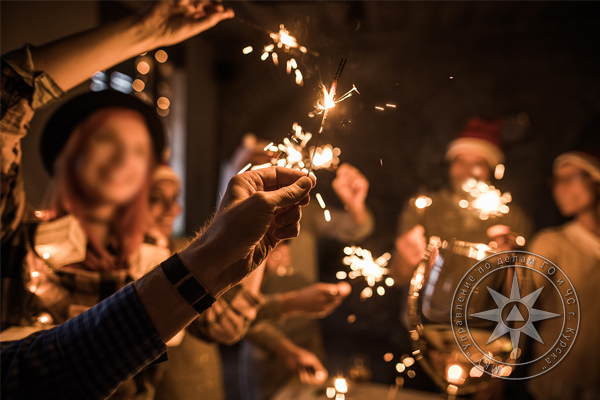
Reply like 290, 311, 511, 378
445, 137, 505, 168
153, 165, 180, 187
554, 151, 600, 183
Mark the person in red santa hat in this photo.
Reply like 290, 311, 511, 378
391, 116, 534, 285
526, 148, 600, 400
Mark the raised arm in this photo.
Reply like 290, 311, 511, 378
31, 1, 234, 92
1, 167, 316, 399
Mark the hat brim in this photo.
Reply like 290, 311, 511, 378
445, 137, 505, 169
41, 90, 165, 175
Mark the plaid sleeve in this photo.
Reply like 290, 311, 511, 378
1, 284, 167, 400
1, 45, 64, 242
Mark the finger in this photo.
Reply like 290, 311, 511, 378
337, 281, 352, 297
298, 367, 311, 384
249, 166, 316, 192
264, 177, 314, 209
272, 221, 300, 241
273, 206, 302, 228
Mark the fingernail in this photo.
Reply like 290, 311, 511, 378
297, 177, 312, 190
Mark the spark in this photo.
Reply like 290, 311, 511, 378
375, 106, 384, 111
307, 59, 359, 174
341, 246, 391, 292
414, 195, 432, 209
324, 210, 331, 222
460, 178, 512, 219
238, 163, 252, 174
239, 20, 315, 86
386, 104, 396, 108
315, 193, 327, 209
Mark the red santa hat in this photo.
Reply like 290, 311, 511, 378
554, 150, 600, 184
445, 117, 505, 169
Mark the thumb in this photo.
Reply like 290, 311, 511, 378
266, 177, 313, 209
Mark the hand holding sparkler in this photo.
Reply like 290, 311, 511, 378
276, 339, 329, 385
279, 282, 352, 318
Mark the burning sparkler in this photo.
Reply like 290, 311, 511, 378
339, 246, 393, 299
238, 19, 316, 86
459, 178, 512, 220
307, 59, 359, 174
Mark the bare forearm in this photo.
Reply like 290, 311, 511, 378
31, 14, 153, 91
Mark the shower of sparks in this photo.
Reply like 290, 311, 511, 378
340, 246, 392, 293
460, 178, 512, 220
307, 59, 359, 175
239, 20, 316, 86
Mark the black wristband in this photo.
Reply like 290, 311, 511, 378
161, 254, 215, 313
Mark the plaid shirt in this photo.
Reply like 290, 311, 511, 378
1, 284, 168, 399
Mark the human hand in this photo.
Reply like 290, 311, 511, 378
141, 1, 234, 48
487, 225, 519, 251
198, 289, 262, 345
179, 167, 316, 297
276, 340, 328, 385
281, 282, 351, 318
395, 224, 426, 267
332, 163, 369, 213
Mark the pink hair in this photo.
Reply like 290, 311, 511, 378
48, 108, 156, 271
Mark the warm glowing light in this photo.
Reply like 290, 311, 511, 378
316, 193, 327, 209
494, 164, 505, 180
516, 236, 526, 246
324, 210, 331, 222
446, 364, 465, 385
157, 97, 170, 110
396, 363, 406, 373
37, 313, 52, 324
402, 357, 415, 367
326, 388, 336, 398
385, 277, 394, 286
242, 46, 253, 54
261, 52, 269, 61
469, 366, 484, 378
42, 252, 50, 260
459, 199, 469, 208
334, 378, 348, 393
336, 271, 347, 280
295, 69, 303, 86
384, 353, 394, 362
35, 210, 44, 218
155, 50, 168, 63
346, 314, 356, 323
344, 247, 391, 290
361, 287, 373, 299
461, 179, 512, 219
377, 286, 385, 296
137, 61, 150, 74
29, 285, 37, 293
415, 196, 432, 209
386, 104, 396, 108
132, 79, 145, 92
375, 106, 384, 111
31, 271, 39, 278
157, 107, 169, 117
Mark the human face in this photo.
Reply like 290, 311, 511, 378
76, 109, 152, 206
553, 164, 598, 217
149, 179, 181, 237
449, 153, 491, 191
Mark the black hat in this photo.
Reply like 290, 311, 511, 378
41, 90, 165, 175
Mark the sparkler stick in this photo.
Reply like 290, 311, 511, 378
307, 58, 347, 175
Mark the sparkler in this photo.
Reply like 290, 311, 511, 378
307, 59, 360, 175
339, 246, 393, 299
237, 18, 317, 86
459, 179, 512, 220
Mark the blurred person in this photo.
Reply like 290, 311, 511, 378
1, 1, 234, 398
527, 149, 600, 400
147, 166, 351, 400
391, 117, 534, 285
1, 165, 317, 400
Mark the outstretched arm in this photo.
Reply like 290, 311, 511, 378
31, 1, 234, 91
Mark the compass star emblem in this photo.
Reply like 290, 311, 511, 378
470, 272, 561, 355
